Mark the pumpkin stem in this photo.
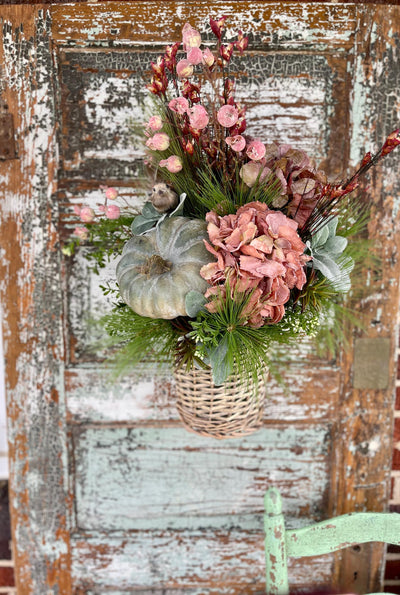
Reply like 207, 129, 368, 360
138, 254, 172, 277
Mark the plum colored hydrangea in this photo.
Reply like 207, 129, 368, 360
261, 143, 327, 226
200, 201, 311, 326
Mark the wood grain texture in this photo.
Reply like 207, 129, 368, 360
57, 47, 348, 181
71, 531, 334, 593
50, 1, 358, 51
65, 365, 340, 424
1, 2, 399, 593
72, 426, 331, 532
0, 5, 72, 595
334, 5, 400, 594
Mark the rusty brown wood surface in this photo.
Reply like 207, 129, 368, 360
0, 5, 72, 595
1, 2, 400, 594
334, 4, 400, 592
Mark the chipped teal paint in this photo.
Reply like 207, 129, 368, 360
349, 54, 368, 166
72, 531, 334, 592
73, 426, 330, 532
264, 488, 400, 594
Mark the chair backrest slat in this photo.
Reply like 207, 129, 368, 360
264, 487, 289, 594
264, 487, 400, 595
286, 512, 400, 557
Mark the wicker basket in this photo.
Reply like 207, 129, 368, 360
174, 366, 266, 439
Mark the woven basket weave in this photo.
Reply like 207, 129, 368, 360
174, 366, 266, 439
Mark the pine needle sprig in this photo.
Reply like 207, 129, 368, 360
102, 306, 179, 377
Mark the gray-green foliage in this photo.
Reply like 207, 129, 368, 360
131, 193, 187, 235
306, 217, 354, 292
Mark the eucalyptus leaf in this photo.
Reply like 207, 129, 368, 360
185, 290, 207, 318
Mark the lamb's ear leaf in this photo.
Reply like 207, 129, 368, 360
323, 235, 347, 255
312, 225, 330, 250
209, 335, 232, 386
169, 193, 187, 218
185, 290, 207, 318
142, 201, 161, 219
312, 254, 342, 281
325, 216, 338, 237
131, 215, 159, 235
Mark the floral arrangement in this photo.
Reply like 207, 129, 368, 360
67, 17, 400, 387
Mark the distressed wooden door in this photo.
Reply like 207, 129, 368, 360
1, 2, 400, 594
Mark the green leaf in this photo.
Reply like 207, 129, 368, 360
185, 290, 207, 318
169, 193, 187, 217
312, 225, 330, 250
323, 235, 348, 255
325, 216, 338, 237
208, 335, 232, 386
312, 254, 342, 281
142, 201, 161, 219
131, 215, 160, 235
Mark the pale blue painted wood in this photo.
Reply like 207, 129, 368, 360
74, 426, 330, 531
264, 487, 400, 595
264, 488, 289, 595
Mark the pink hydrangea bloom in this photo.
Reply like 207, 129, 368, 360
246, 140, 266, 161
147, 115, 163, 131
159, 155, 183, 173
188, 105, 209, 130
168, 96, 189, 115
105, 204, 120, 220
187, 47, 203, 65
226, 135, 246, 152
217, 105, 239, 128
176, 59, 194, 78
105, 187, 118, 200
145, 132, 170, 151
200, 202, 310, 326
182, 23, 201, 50
79, 206, 95, 223
202, 48, 215, 67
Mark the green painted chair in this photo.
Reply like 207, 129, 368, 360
264, 487, 400, 595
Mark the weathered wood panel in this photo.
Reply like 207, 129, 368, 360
58, 48, 346, 180
72, 426, 331, 532
0, 6, 72, 595
333, 5, 400, 593
51, 2, 358, 51
65, 366, 340, 424
1, 2, 399, 593
71, 532, 335, 593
